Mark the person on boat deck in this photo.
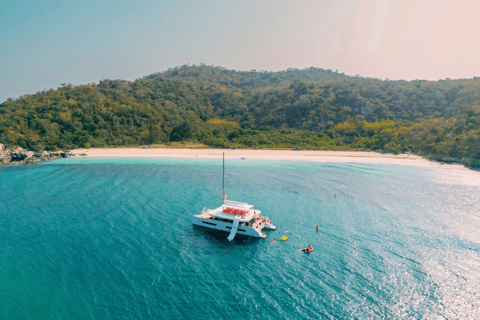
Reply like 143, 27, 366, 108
308, 244, 312, 249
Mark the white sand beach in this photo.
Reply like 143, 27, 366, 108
69, 148, 446, 167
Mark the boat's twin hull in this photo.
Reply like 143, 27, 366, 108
193, 217, 266, 238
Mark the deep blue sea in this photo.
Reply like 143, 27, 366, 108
1, 157, 480, 319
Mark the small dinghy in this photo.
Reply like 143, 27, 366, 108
301, 247, 314, 253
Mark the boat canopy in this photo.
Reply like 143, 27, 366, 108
206, 201, 256, 222
222, 200, 254, 210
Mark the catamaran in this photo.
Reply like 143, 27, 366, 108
192, 153, 276, 241
193, 200, 276, 240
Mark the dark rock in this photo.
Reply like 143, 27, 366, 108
11, 153, 28, 161
1, 149, 77, 165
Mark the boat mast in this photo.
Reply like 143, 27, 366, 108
222, 152, 225, 203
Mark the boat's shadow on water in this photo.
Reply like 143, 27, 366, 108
191, 225, 262, 246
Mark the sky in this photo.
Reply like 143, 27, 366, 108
1, 0, 480, 102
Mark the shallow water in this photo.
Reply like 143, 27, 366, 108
1, 158, 479, 319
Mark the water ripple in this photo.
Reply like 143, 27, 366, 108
1, 160, 479, 319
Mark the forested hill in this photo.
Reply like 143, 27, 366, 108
1, 65, 480, 167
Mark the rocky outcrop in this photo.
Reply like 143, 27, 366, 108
0, 146, 77, 165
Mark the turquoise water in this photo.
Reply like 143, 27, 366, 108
1, 158, 479, 319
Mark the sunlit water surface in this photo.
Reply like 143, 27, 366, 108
1, 158, 479, 319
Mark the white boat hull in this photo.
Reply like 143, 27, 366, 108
193, 216, 267, 238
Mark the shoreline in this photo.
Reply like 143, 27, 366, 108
69, 148, 456, 168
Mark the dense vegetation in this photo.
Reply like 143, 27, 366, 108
1, 65, 480, 168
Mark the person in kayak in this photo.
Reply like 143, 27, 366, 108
301, 245, 313, 252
